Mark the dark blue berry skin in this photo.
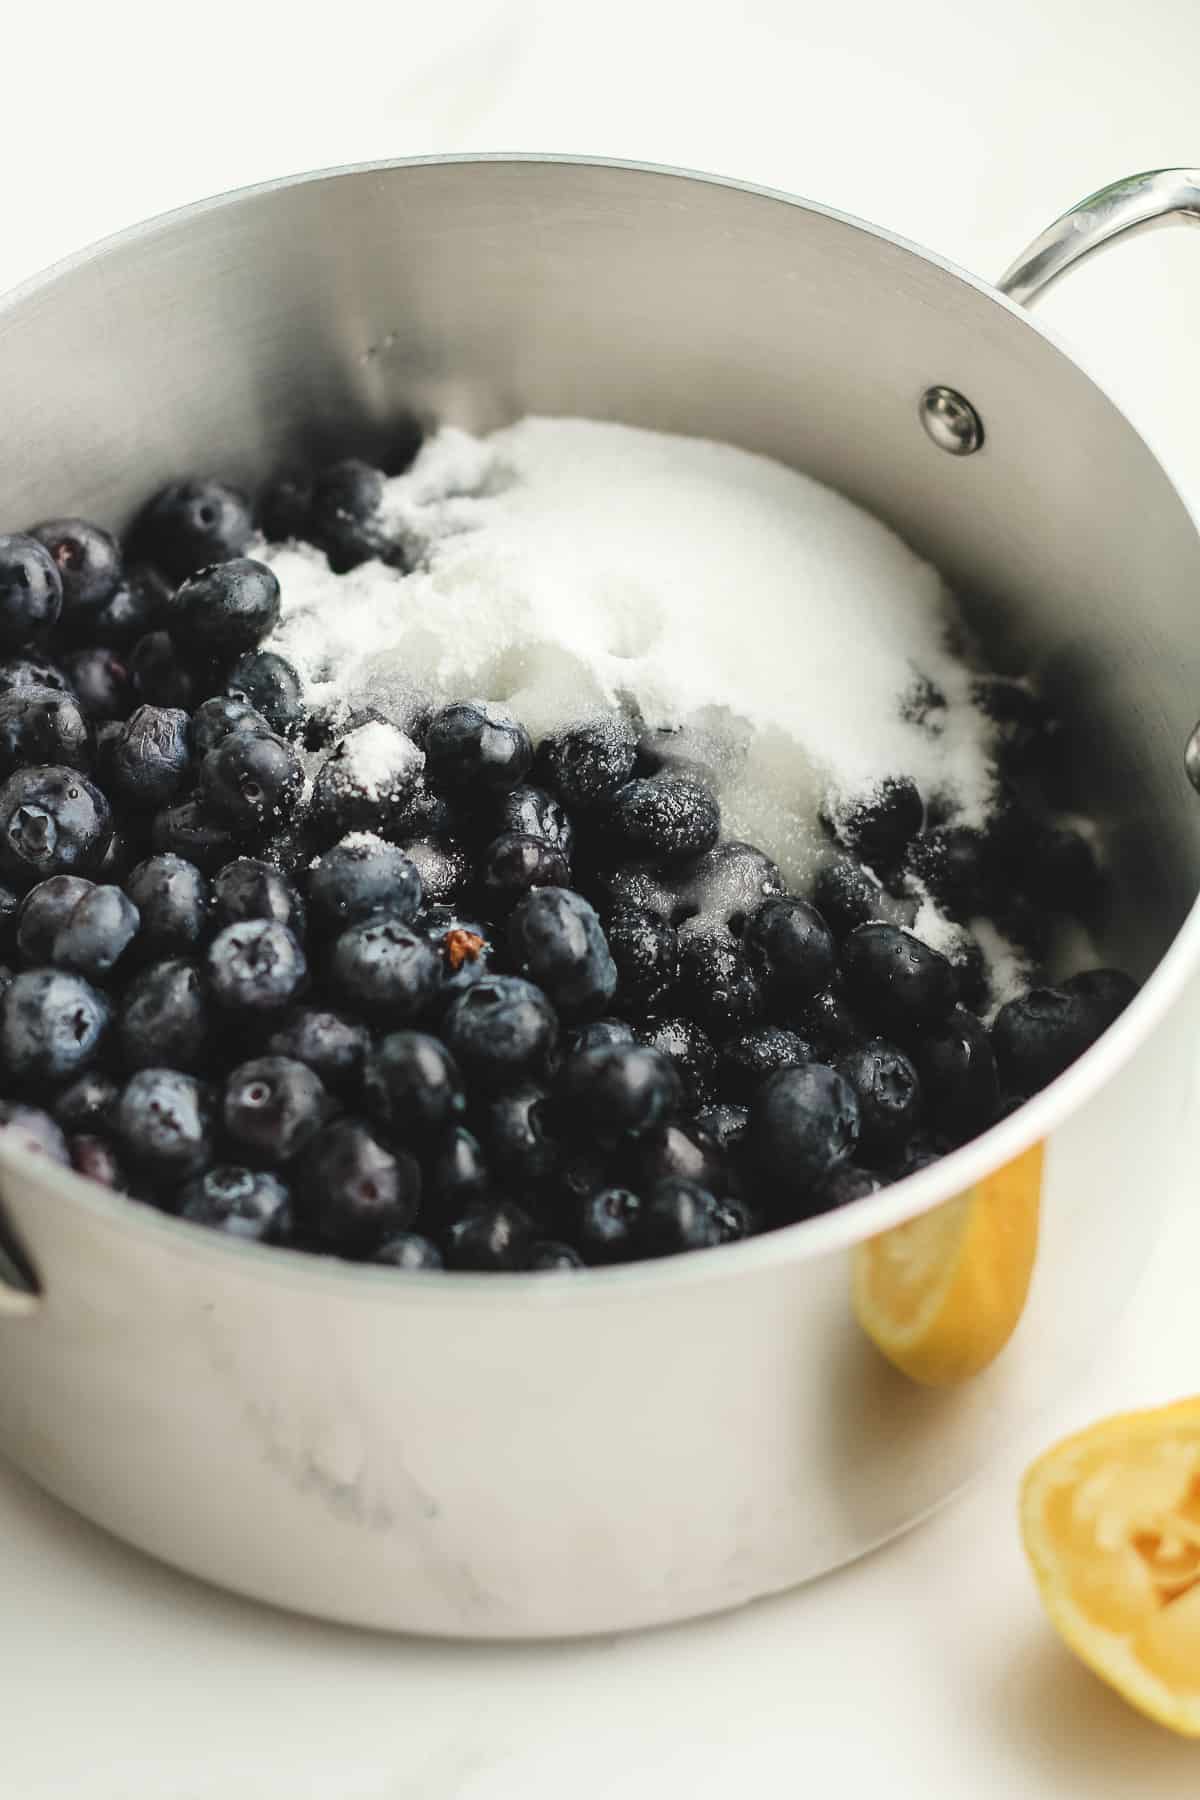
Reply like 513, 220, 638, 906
118, 958, 210, 1073
398, 836, 470, 907
329, 918, 438, 1023
676, 841, 786, 934
109, 705, 191, 811
226, 650, 305, 740
222, 1057, 332, 1165
536, 718, 638, 812
0, 653, 71, 696
0, 535, 62, 648
676, 931, 763, 1040
364, 1032, 465, 1140
51, 884, 140, 981
211, 859, 306, 940
990, 985, 1112, 1097
29, 519, 121, 620
1024, 826, 1099, 916
177, 1165, 290, 1241
795, 982, 868, 1058
129, 477, 254, 582
266, 1008, 370, 1098
0, 687, 91, 778
694, 1102, 749, 1155
567, 1018, 636, 1055
508, 886, 616, 1018
494, 785, 575, 858
717, 1027, 815, 1103
83, 568, 162, 648
257, 469, 313, 544
0, 968, 110, 1085
744, 897, 835, 1005
812, 855, 902, 939
425, 700, 533, 799
69, 1132, 128, 1191
627, 1119, 732, 1198
807, 1165, 882, 1213
373, 1232, 444, 1270
422, 914, 495, 1008
606, 904, 678, 1016
974, 677, 1058, 774
116, 1068, 213, 1183
308, 838, 422, 934
60, 647, 132, 721
129, 631, 196, 711
559, 1043, 681, 1142
124, 855, 209, 958
641, 1178, 748, 1257
905, 826, 989, 919
310, 459, 398, 573
635, 1016, 717, 1110
200, 729, 304, 837
575, 1186, 642, 1264
481, 833, 571, 907
166, 558, 281, 659
296, 1119, 420, 1255
836, 1039, 922, 1160
53, 1070, 121, 1135
579, 859, 683, 926
0, 1098, 70, 1164
479, 1081, 559, 1187
17, 875, 94, 962
149, 799, 238, 876
528, 1240, 584, 1270
913, 1005, 1000, 1142
441, 976, 558, 1090
1061, 967, 1138, 1032
310, 724, 425, 840
189, 695, 272, 762
821, 777, 925, 872
426, 1124, 490, 1216
607, 775, 720, 864
0, 884, 17, 954
206, 920, 307, 1014
840, 924, 958, 1037
443, 1200, 535, 1271
748, 1064, 860, 1193
0, 766, 112, 889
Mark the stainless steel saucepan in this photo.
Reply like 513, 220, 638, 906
1, 158, 1198, 1638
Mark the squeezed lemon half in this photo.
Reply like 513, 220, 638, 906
852, 1141, 1042, 1386
1022, 1401, 1200, 1735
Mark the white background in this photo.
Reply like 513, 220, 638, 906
3, 2, 1200, 1793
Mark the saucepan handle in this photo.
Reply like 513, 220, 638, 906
997, 167, 1200, 307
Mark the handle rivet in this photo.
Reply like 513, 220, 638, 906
1184, 722, 1200, 793
920, 385, 984, 456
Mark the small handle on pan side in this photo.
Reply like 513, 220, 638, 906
997, 168, 1200, 307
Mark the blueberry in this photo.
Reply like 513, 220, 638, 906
575, 1186, 642, 1264
443, 1200, 535, 1271
528, 1240, 584, 1271
905, 826, 989, 919
579, 860, 684, 924
441, 976, 558, 1090
329, 917, 437, 1023
211, 858, 306, 939
536, 717, 638, 812
56, 650, 128, 725
84, 568, 162, 648
942, 931, 990, 1014
991, 985, 1111, 1097
748, 1064, 860, 1193
509, 886, 616, 1018
840, 924, 958, 1036
479, 1081, 559, 1187
836, 1038, 922, 1159
494, 784, 575, 857
675, 841, 785, 933
309, 459, 398, 573
676, 930, 763, 1040
363, 1031, 465, 1139
423, 915, 495, 1006
884, 1131, 952, 1181
693, 1102, 749, 1154
0, 883, 17, 954
627, 1118, 731, 1197
717, 1027, 815, 1102
310, 721, 424, 839
226, 650, 305, 740
68, 1133, 129, 1191
166, 558, 281, 659
913, 1005, 999, 1141
223, 1056, 332, 1165
821, 777, 925, 870
50, 884, 140, 981
29, 518, 121, 620
116, 1067, 212, 1182
257, 469, 313, 543
795, 982, 868, 1056
53, 1070, 121, 1135
297, 1117, 420, 1254
641, 1178, 748, 1257
207, 919, 307, 1014
1061, 967, 1138, 1032
118, 957, 210, 1072
124, 854, 209, 957
605, 904, 678, 1016
0, 535, 62, 648
151, 798, 237, 875
0, 1099, 70, 1164
551, 1149, 607, 1212
807, 1165, 882, 1212
200, 729, 304, 838
559, 1042, 681, 1142
0, 686, 91, 778
386, 775, 452, 842
812, 855, 900, 939
606, 775, 720, 864
425, 700, 533, 797
0, 765, 112, 891
481, 832, 571, 907
397, 835, 470, 907
426, 1124, 490, 1215
974, 677, 1058, 774
567, 1018, 636, 1055
106, 705, 190, 812
373, 1232, 444, 1270
265, 1008, 369, 1097
178, 1164, 290, 1241
743, 897, 835, 1005
309, 835, 422, 933
634, 1016, 717, 1110
128, 477, 253, 582
189, 694, 272, 762
0, 653, 71, 696
1024, 826, 1099, 915
129, 631, 196, 711
17, 875, 95, 962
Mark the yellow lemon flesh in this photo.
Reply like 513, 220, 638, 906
852, 1142, 1042, 1386
1021, 1401, 1200, 1736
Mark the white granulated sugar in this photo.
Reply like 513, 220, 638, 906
316, 720, 423, 800
970, 918, 1034, 1019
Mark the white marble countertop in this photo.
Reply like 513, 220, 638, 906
4, 2, 1200, 1793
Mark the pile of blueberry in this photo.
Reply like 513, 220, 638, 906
0, 457, 1137, 1272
